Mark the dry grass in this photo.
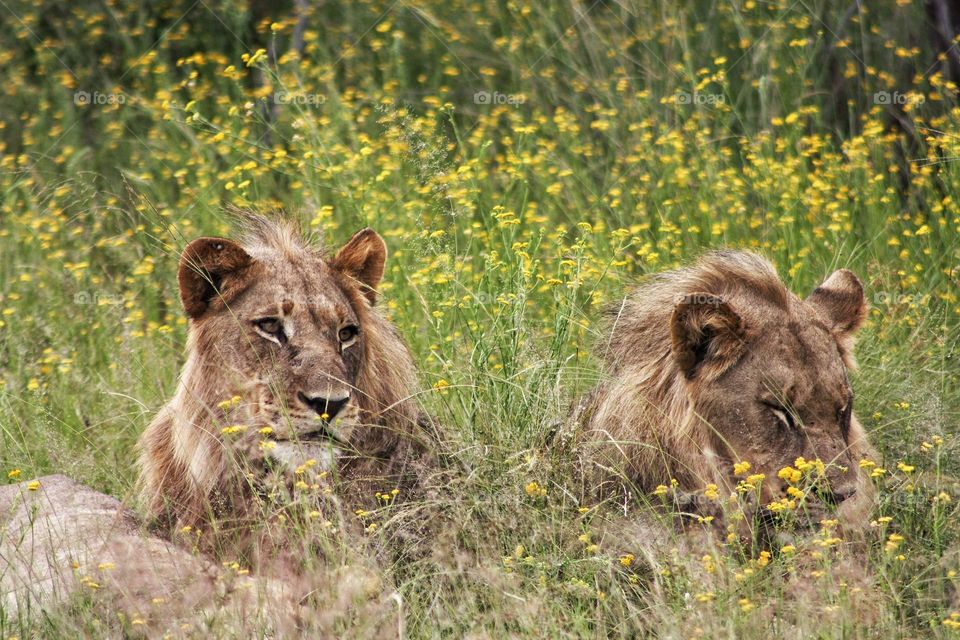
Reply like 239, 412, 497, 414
1, 0, 959, 637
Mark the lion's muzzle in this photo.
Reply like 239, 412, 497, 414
297, 390, 351, 421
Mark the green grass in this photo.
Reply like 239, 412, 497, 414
1, 0, 959, 636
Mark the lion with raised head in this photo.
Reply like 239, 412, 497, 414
138, 214, 432, 535
576, 250, 877, 531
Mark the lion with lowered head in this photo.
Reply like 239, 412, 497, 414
138, 215, 432, 538
576, 250, 877, 531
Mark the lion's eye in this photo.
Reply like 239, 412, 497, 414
256, 318, 281, 334
254, 318, 285, 342
769, 406, 797, 431
338, 325, 359, 345
838, 395, 853, 438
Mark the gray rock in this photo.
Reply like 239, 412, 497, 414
0, 474, 296, 635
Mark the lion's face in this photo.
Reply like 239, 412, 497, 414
671, 268, 871, 520
236, 267, 366, 466
688, 308, 858, 505
177, 226, 389, 469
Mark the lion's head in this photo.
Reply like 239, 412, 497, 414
579, 251, 876, 529
138, 215, 423, 529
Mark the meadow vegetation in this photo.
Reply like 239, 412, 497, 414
0, 0, 958, 636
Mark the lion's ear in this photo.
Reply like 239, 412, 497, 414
671, 293, 746, 380
178, 237, 254, 319
331, 228, 387, 305
806, 269, 867, 335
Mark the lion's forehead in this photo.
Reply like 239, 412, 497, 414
747, 318, 849, 399
246, 261, 355, 320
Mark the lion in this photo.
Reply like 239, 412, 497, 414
574, 250, 877, 532
137, 214, 433, 539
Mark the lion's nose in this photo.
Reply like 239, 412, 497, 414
298, 391, 350, 421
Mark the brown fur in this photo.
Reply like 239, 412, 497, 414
576, 250, 876, 530
137, 214, 430, 539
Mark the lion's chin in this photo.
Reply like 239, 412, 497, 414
257, 410, 361, 471
267, 440, 339, 472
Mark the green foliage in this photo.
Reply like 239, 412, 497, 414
0, 0, 958, 637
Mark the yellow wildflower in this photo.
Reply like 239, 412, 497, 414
777, 467, 802, 484
525, 481, 547, 497
704, 484, 719, 500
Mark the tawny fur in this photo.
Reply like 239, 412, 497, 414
137, 216, 428, 536
576, 250, 877, 529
